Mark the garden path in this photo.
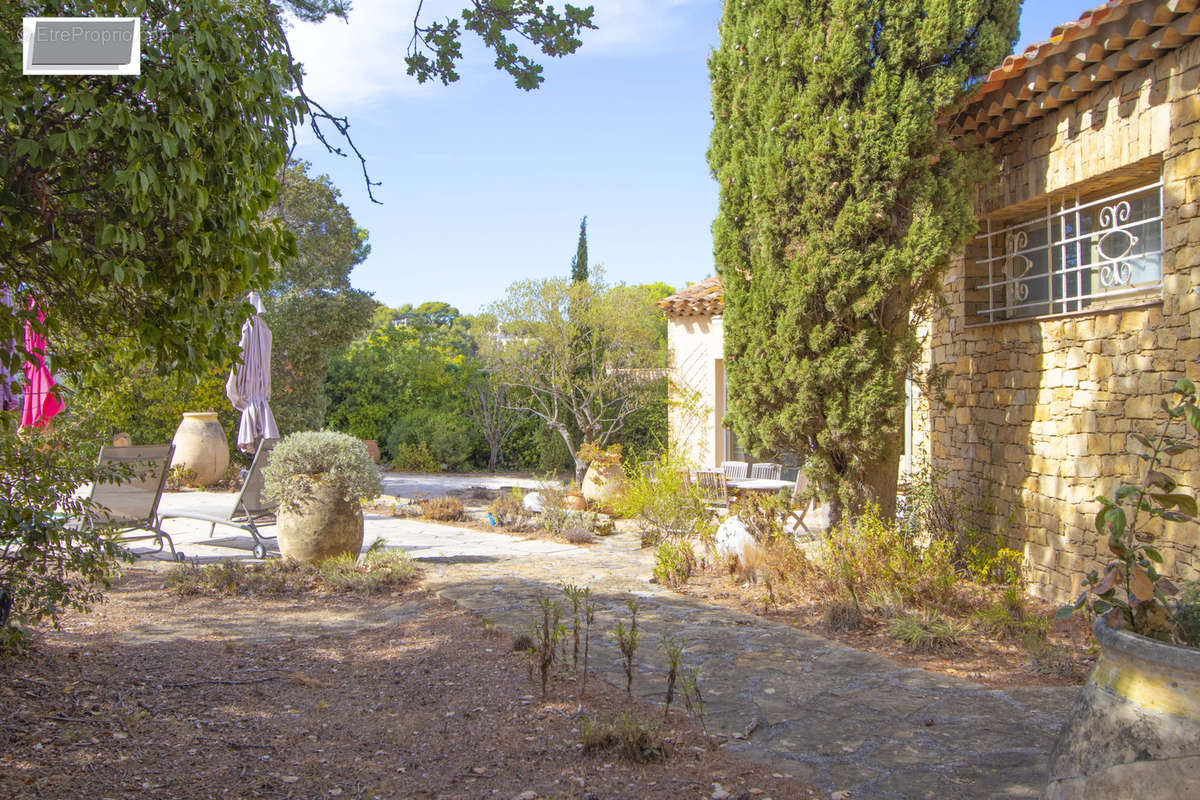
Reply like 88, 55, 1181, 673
145, 497, 1080, 799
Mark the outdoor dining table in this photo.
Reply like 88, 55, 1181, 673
727, 478, 794, 495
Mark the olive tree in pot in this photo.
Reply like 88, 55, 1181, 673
1047, 379, 1200, 799
263, 431, 382, 565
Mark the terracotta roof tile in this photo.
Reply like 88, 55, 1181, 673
656, 276, 724, 316
949, 0, 1200, 141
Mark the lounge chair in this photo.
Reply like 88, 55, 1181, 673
161, 437, 278, 559
84, 444, 182, 561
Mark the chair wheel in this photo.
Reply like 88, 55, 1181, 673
253, 543, 267, 560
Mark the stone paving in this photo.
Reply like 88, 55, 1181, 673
142, 492, 1080, 800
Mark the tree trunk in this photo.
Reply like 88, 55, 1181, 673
551, 424, 584, 483
859, 430, 903, 522
487, 441, 499, 473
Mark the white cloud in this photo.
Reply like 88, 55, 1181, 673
582, 0, 711, 52
286, 0, 713, 108
285, 0, 432, 109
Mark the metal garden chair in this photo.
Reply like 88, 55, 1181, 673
85, 444, 182, 561
161, 437, 278, 559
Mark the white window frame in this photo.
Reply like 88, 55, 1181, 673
970, 179, 1164, 325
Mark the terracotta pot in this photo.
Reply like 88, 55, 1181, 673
170, 412, 229, 487
563, 492, 588, 511
1043, 611, 1200, 799
361, 439, 381, 464
582, 462, 625, 507
277, 480, 364, 565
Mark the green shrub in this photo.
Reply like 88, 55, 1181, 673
263, 430, 382, 510
579, 713, 666, 763
613, 456, 714, 546
164, 549, 416, 597
653, 540, 694, 588
392, 441, 439, 473
820, 504, 957, 610
385, 408, 481, 472
1175, 581, 1200, 647
488, 490, 529, 528
421, 495, 465, 521
888, 611, 968, 653
1, 419, 135, 646
165, 464, 199, 491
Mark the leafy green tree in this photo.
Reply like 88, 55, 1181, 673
267, 160, 376, 433
324, 318, 471, 453
708, 0, 1019, 519
570, 216, 589, 282
482, 274, 664, 480
1, 0, 595, 637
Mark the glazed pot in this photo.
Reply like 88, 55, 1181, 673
582, 462, 625, 508
170, 412, 229, 486
1043, 610, 1200, 799
277, 480, 364, 565
563, 492, 588, 511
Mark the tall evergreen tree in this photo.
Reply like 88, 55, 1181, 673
570, 216, 589, 282
708, 1, 1019, 519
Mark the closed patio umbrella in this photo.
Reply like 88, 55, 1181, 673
225, 292, 279, 451
20, 297, 62, 428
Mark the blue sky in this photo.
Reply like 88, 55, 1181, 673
289, 1, 1103, 314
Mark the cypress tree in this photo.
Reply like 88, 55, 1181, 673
708, 1, 1019, 519
570, 216, 589, 282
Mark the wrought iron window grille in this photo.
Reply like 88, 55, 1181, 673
970, 180, 1164, 324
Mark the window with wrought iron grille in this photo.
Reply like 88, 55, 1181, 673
969, 179, 1164, 324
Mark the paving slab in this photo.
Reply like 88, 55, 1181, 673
133, 490, 1079, 799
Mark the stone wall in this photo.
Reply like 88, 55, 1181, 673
915, 37, 1200, 604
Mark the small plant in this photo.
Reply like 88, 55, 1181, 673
1059, 380, 1200, 643
581, 588, 595, 697
561, 583, 585, 673
660, 634, 685, 720
488, 491, 529, 528
653, 540, 694, 587
562, 523, 596, 544
165, 463, 199, 491
421, 495, 465, 521
576, 441, 623, 468
888, 611, 969, 653
163, 550, 417, 597
679, 668, 706, 733
823, 598, 863, 632
612, 596, 640, 696
1025, 637, 1080, 679
391, 441, 439, 473
1175, 581, 1200, 647
579, 713, 666, 763
263, 430, 382, 511
531, 596, 562, 698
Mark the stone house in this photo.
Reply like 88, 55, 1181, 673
659, 0, 1200, 603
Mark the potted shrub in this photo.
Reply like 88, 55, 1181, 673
578, 442, 625, 509
1046, 380, 1200, 798
263, 431, 383, 565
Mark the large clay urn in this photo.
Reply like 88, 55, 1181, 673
170, 412, 229, 486
277, 480, 364, 564
1043, 611, 1200, 799
361, 439, 381, 464
582, 462, 625, 509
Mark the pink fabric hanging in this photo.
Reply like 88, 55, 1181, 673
20, 298, 63, 428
